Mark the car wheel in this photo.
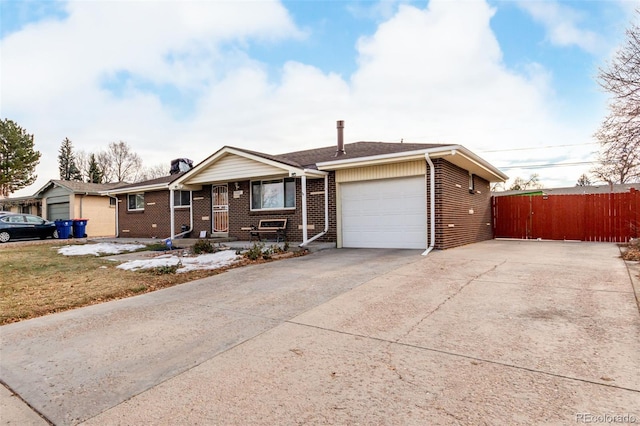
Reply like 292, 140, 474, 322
53, 230, 59, 239
0, 231, 10, 243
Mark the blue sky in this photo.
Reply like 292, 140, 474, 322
1, 0, 636, 195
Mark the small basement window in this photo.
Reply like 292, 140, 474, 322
173, 190, 191, 207
251, 178, 295, 210
128, 193, 145, 211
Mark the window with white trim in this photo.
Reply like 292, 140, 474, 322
128, 193, 145, 211
173, 190, 191, 207
251, 178, 295, 210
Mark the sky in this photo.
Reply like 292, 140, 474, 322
1, 0, 637, 196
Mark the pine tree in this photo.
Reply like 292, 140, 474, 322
87, 153, 103, 183
58, 138, 82, 181
0, 119, 41, 197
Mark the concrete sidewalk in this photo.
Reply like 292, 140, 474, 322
2, 241, 639, 425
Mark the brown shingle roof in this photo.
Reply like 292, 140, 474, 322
39, 180, 122, 195
108, 173, 185, 191
274, 141, 450, 168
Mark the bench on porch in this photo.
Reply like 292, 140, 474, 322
248, 219, 288, 242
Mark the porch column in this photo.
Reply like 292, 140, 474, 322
169, 188, 175, 240
301, 175, 308, 243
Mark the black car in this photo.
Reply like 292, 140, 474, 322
0, 213, 58, 243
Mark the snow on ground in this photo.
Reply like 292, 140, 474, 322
116, 250, 240, 273
58, 243, 147, 256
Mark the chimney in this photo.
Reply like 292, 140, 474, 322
336, 120, 345, 156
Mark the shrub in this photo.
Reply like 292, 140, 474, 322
193, 239, 216, 254
244, 242, 264, 261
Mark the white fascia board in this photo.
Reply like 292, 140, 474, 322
316, 146, 459, 170
450, 145, 509, 182
101, 183, 169, 195
317, 145, 508, 183
172, 146, 308, 187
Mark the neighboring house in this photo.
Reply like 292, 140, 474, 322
0, 196, 42, 216
104, 123, 507, 250
493, 183, 640, 197
33, 180, 121, 237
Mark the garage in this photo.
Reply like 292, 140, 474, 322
47, 202, 70, 221
340, 176, 427, 249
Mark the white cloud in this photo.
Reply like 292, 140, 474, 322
518, 0, 603, 54
2, 0, 602, 196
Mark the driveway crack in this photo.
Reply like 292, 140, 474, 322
395, 260, 507, 343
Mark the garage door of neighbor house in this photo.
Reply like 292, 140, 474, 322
341, 176, 426, 249
47, 202, 70, 221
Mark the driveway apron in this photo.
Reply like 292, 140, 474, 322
2, 241, 639, 425
0, 249, 421, 425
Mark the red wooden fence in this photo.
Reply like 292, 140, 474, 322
492, 189, 639, 242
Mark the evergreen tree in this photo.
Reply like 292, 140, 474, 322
0, 119, 41, 197
87, 153, 103, 183
58, 137, 82, 181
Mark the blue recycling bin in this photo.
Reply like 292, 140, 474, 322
72, 219, 88, 238
55, 220, 73, 239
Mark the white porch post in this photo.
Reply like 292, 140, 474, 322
169, 188, 175, 240
301, 175, 308, 243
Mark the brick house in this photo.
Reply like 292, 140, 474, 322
105, 123, 507, 250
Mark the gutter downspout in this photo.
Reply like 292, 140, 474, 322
422, 154, 436, 256
299, 173, 329, 247
79, 192, 88, 218
167, 189, 194, 241
108, 195, 119, 237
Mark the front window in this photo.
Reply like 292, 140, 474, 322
128, 193, 145, 211
251, 178, 295, 210
173, 190, 191, 207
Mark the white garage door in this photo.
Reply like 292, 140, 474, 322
341, 176, 426, 249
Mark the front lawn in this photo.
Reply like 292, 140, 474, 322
0, 241, 294, 325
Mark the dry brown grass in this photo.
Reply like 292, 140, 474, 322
621, 239, 640, 261
0, 241, 293, 325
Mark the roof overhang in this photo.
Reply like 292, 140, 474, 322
317, 145, 508, 183
169, 146, 326, 190
101, 182, 171, 196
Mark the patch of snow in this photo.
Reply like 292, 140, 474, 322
116, 250, 240, 273
58, 243, 147, 256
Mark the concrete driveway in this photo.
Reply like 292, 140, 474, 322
1, 241, 639, 425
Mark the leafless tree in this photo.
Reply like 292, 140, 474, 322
99, 141, 142, 183
138, 163, 170, 181
592, 13, 640, 183
576, 173, 593, 186
507, 174, 543, 191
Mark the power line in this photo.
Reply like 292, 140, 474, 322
498, 161, 596, 170
480, 142, 599, 153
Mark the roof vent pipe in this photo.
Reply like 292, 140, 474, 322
336, 120, 345, 156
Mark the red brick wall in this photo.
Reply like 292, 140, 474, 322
226, 175, 336, 243
191, 185, 212, 237
117, 190, 197, 239
428, 159, 493, 249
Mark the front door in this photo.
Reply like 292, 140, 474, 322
212, 185, 229, 234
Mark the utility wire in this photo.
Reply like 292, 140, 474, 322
498, 161, 596, 170
480, 142, 599, 153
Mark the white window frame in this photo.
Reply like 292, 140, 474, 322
173, 190, 191, 208
250, 178, 296, 211
127, 193, 145, 211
